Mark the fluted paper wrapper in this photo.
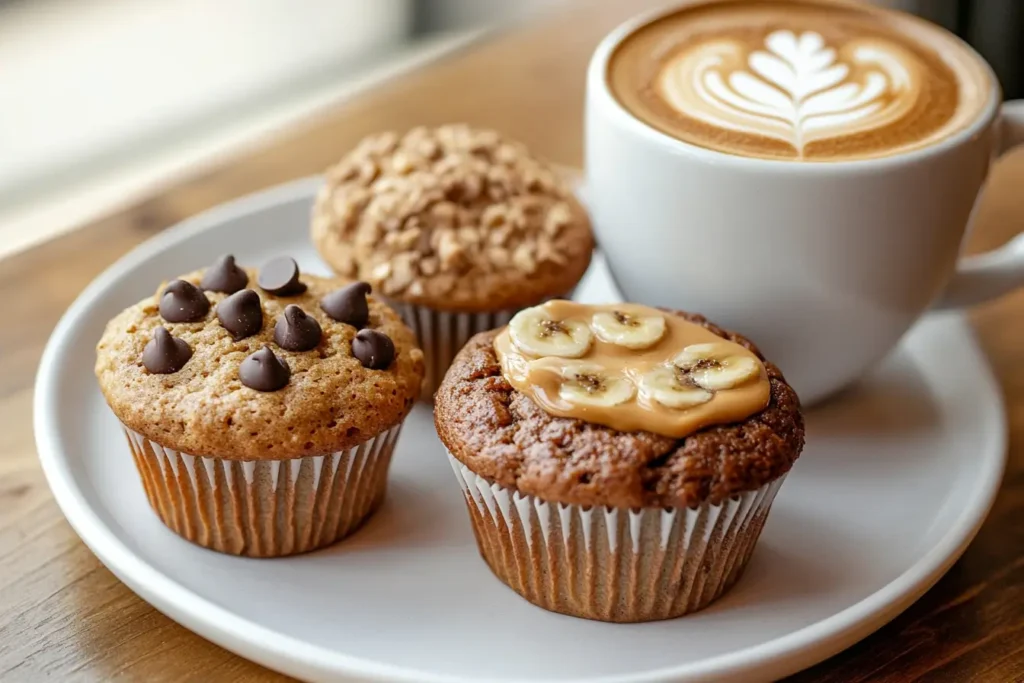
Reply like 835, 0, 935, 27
448, 453, 785, 622
387, 291, 577, 400
386, 300, 516, 399
122, 423, 402, 557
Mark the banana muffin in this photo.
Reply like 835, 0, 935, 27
311, 124, 594, 398
435, 300, 803, 622
95, 255, 424, 557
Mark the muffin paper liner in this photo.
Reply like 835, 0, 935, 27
447, 453, 786, 622
385, 300, 517, 399
122, 423, 403, 557
386, 292, 576, 400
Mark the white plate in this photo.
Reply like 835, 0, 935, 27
36, 178, 1007, 683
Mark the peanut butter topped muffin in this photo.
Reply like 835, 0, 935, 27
95, 256, 424, 557
312, 125, 595, 397
435, 302, 802, 621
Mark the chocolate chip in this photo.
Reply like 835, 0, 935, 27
216, 289, 263, 340
239, 346, 290, 391
320, 281, 372, 327
351, 329, 395, 369
274, 305, 322, 351
142, 327, 192, 374
200, 254, 248, 293
257, 257, 307, 296
159, 279, 210, 323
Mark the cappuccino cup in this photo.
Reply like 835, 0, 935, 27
585, 0, 1024, 404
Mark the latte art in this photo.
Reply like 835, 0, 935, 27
661, 30, 918, 157
607, 0, 994, 161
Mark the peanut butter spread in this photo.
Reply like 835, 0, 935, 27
494, 301, 770, 437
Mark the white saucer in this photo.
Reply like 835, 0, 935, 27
36, 178, 1007, 683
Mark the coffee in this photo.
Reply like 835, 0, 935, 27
607, 0, 994, 161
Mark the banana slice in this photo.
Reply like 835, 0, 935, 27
591, 309, 666, 349
673, 343, 760, 391
509, 305, 592, 358
638, 365, 713, 409
556, 362, 635, 408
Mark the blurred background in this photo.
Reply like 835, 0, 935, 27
0, 0, 1020, 260
0, 0, 562, 258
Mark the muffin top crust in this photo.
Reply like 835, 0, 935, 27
96, 258, 424, 459
311, 124, 594, 312
434, 312, 803, 509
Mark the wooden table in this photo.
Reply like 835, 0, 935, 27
2, 1, 1022, 680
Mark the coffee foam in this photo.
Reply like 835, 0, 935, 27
607, 0, 994, 161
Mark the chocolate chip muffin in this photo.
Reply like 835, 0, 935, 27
435, 301, 803, 622
311, 124, 594, 399
95, 255, 424, 557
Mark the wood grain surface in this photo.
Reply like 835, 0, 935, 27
2, 1, 1022, 680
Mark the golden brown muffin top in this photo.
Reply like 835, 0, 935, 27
311, 125, 594, 313
95, 261, 424, 460
434, 314, 803, 509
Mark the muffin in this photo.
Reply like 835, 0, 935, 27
311, 124, 594, 398
95, 255, 424, 557
435, 300, 803, 622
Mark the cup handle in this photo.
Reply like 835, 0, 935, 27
936, 99, 1024, 309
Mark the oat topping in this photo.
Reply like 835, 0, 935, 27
311, 125, 593, 309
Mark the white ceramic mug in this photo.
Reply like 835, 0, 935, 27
585, 11, 1024, 405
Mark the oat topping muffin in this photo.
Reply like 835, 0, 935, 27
435, 301, 803, 622
95, 255, 424, 557
312, 124, 594, 398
